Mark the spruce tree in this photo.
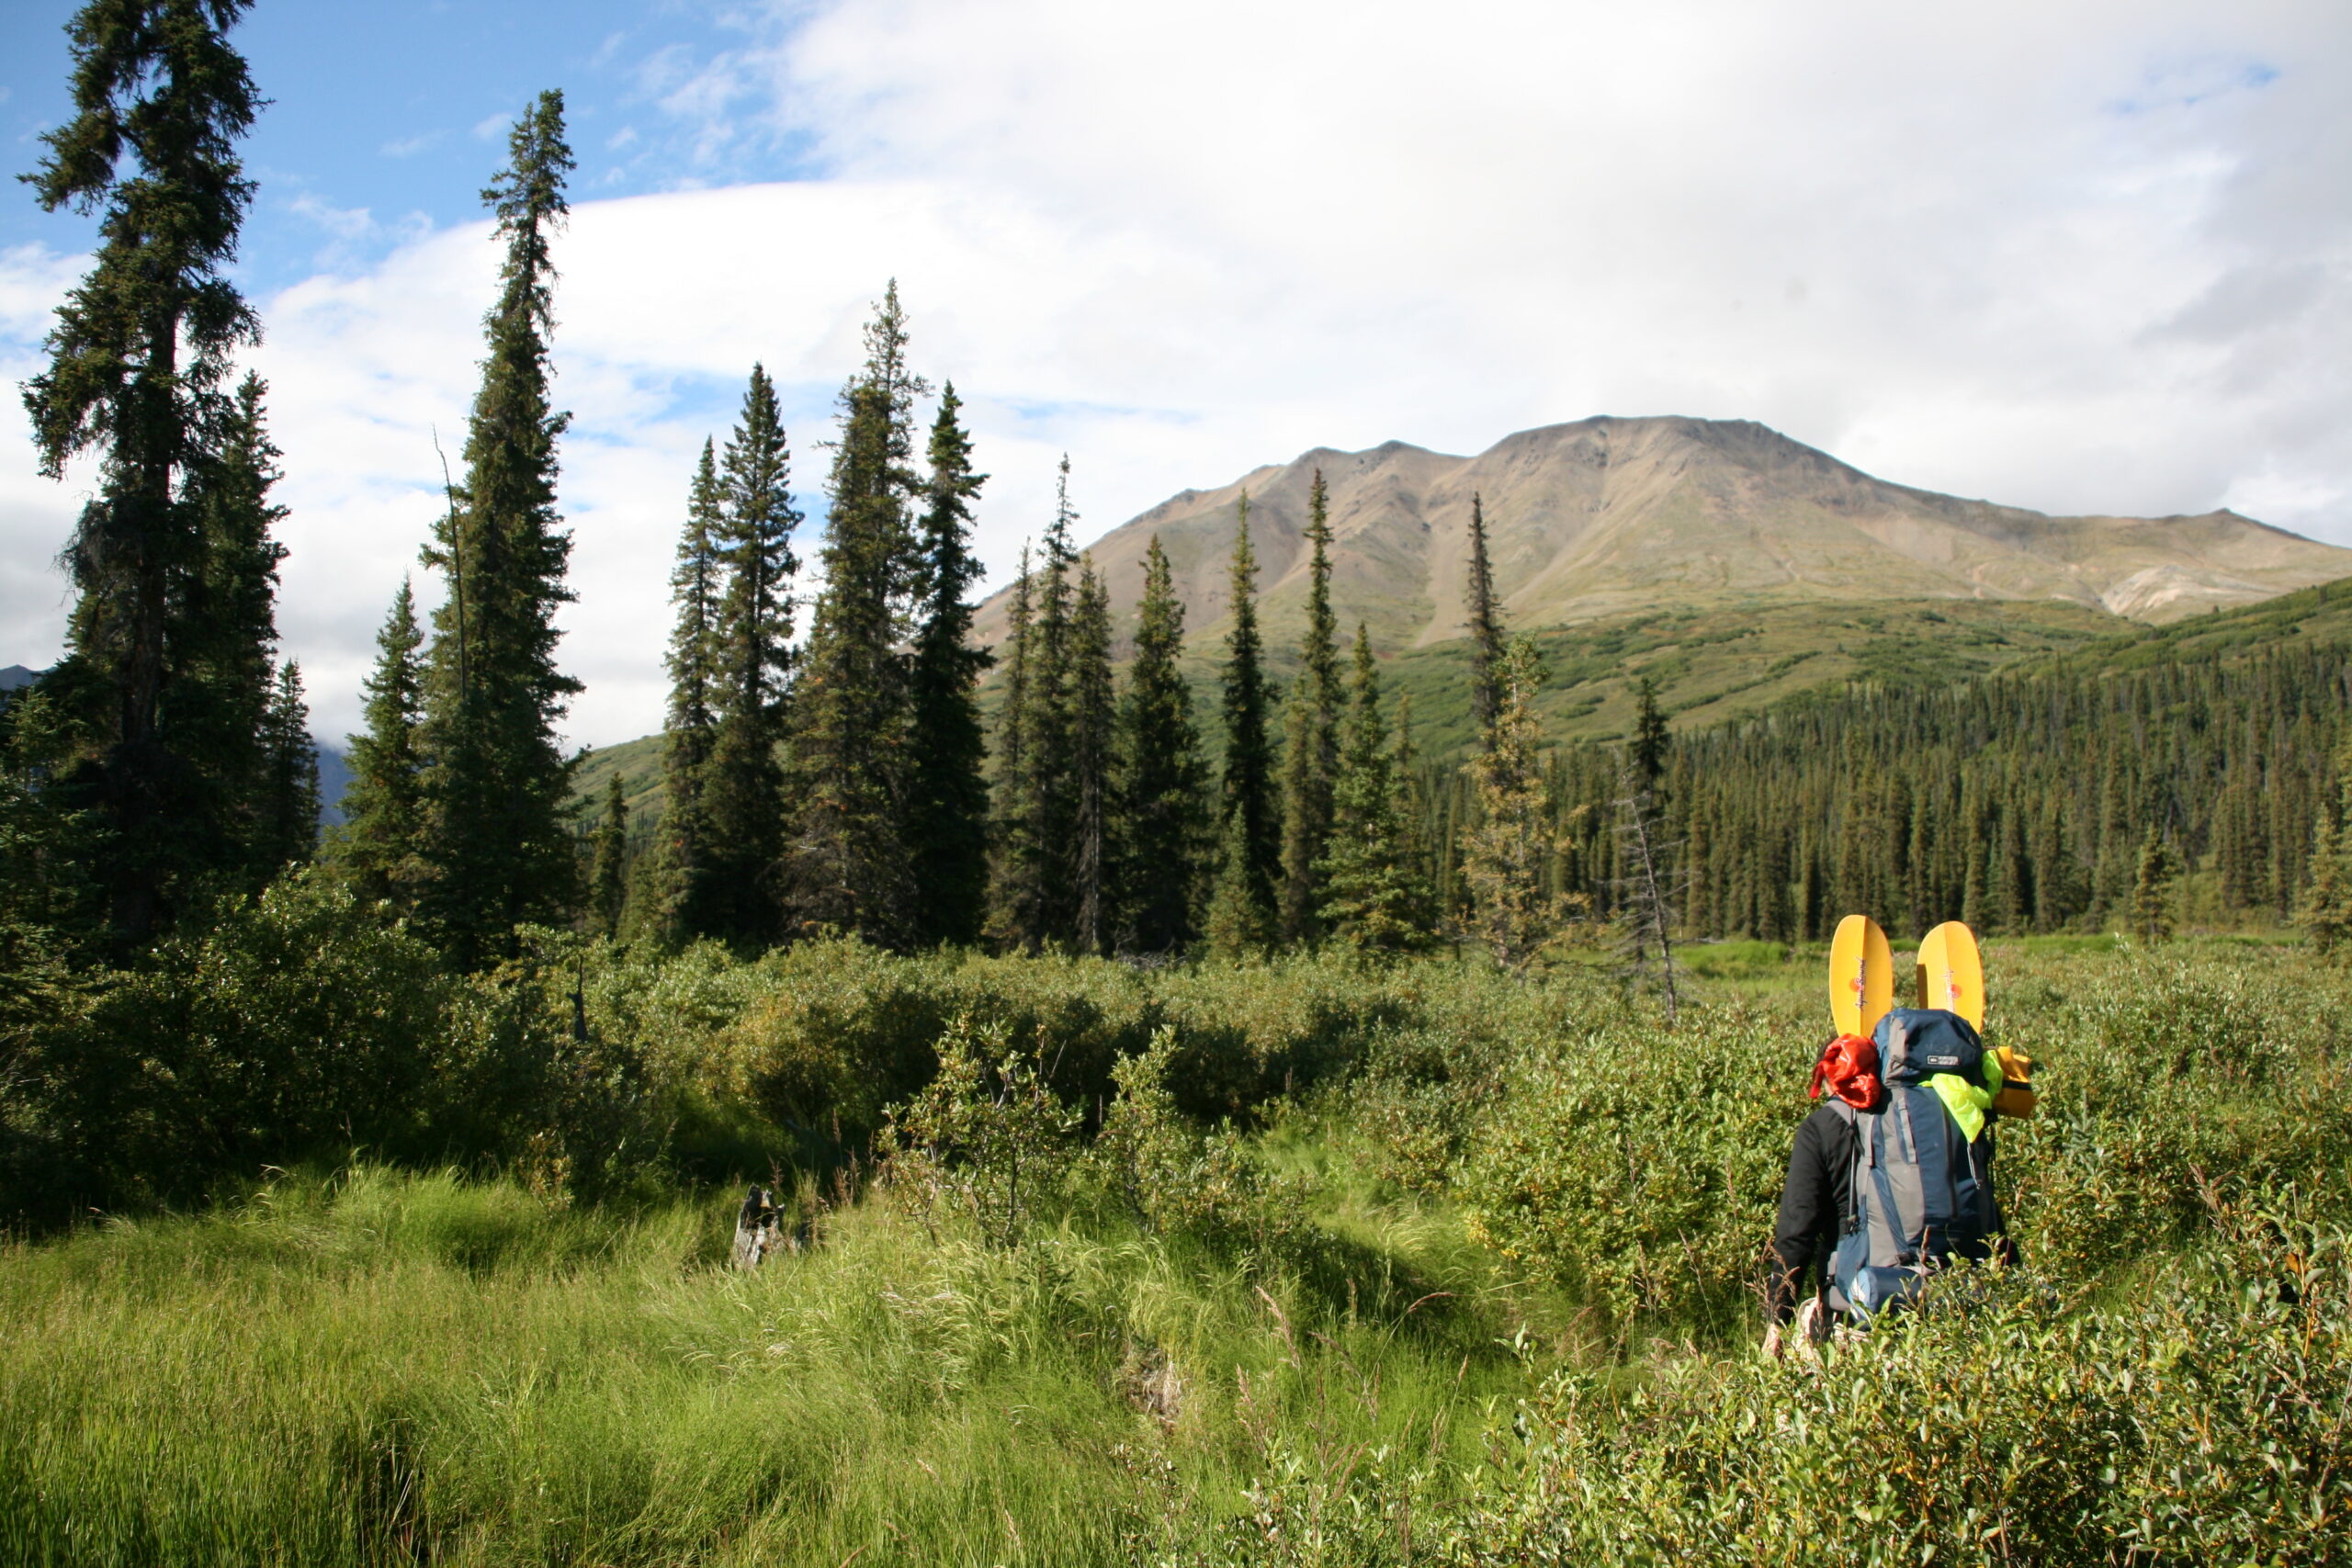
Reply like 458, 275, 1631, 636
1026, 461, 1081, 936
181, 371, 290, 888
1204, 803, 1276, 957
255, 660, 318, 874
706, 367, 798, 947
1464, 492, 1506, 739
414, 91, 582, 966
649, 440, 725, 942
1207, 492, 1280, 954
1631, 674, 1669, 798
1069, 558, 1117, 953
786, 293, 927, 943
23, 0, 266, 942
1112, 536, 1208, 953
1278, 469, 1340, 943
903, 384, 991, 947
2297, 735, 2352, 957
2130, 827, 2178, 942
985, 551, 1044, 948
986, 464, 1082, 950
2300, 825, 2352, 957
1462, 637, 1560, 971
333, 579, 426, 908
589, 773, 628, 941
1318, 624, 1435, 954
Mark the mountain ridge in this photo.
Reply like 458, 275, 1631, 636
974, 416, 2351, 656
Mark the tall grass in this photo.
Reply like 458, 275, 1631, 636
0, 1159, 1535, 1566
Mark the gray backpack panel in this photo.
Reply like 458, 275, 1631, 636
1827, 1082, 1995, 1319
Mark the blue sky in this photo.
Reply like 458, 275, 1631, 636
4, 1, 820, 288
3, 1, 2346, 748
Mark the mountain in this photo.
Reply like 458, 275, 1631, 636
575, 420, 2352, 821
314, 745, 353, 828
974, 416, 2352, 657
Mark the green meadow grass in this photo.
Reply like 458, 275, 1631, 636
0, 1161, 1541, 1566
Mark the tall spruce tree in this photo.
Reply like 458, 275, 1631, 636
2130, 827, 2178, 942
1206, 492, 1280, 954
181, 371, 290, 887
706, 367, 798, 947
23, 0, 267, 942
1069, 558, 1116, 953
255, 660, 318, 874
1462, 637, 1560, 971
649, 439, 725, 942
2298, 735, 2352, 957
987, 465, 1082, 950
1631, 674, 1669, 797
1112, 536, 1208, 953
414, 91, 582, 966
786, 292, 927, 943
1027, 461, 1080, 935
588, 773, 628, 941
334, 580, 428, 908
1464, 492, 1506, 739
903, 384, 991, 947
1318, 624, 1435, 954
1278, 469, 1340, 943
985, 549, 1045, 949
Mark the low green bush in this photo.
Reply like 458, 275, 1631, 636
1445, 1195, 2350, 1566
1457, 1000, 1792, 1337
7, 873, 450, 1217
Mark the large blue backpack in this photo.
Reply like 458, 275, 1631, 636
1828, 1008, 1998, 1318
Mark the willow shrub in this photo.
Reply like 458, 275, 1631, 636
591, 941, 1448, 1155
1456, 997, 1793, 1338
1993, 946, 2352, 1289
1445, 1194, 2350, 1567
6, 874, 451, 1218
1451, 945, 2352, 1339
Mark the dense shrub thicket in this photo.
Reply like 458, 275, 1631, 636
1, 874, 662, 1222
1453, 944, 2352, 1337
1203, 1197, 2347, 1567
8, 910, 2352, 1562
0, 881, 1489, 1222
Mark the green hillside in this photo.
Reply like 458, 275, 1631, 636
571, 731, 666, 827
576, 575, 2352, 833
576, 592, 2120, 824
2004, 573, 2352, 676
1328, 592, 2118, 761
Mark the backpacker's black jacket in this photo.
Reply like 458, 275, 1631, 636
1765, 1102, 1855, 1324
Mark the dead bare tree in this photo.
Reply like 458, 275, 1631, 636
1611, 761, 1685, 1024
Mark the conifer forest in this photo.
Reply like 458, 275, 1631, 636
0, 5, 2346, 1565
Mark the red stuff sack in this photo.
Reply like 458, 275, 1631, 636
1809, 1032, 1883, 1111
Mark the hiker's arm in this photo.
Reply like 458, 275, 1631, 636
1765, 1111, 1835, 1325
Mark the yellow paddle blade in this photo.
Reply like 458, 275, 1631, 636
1828, 915, 1894, 1037
1917, 920, 1986, 1027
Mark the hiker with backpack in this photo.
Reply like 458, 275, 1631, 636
1766, 919, 2031, 1358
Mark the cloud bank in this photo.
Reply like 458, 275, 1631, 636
4, 0, 2346, 747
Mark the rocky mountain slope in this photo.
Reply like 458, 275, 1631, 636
975, 416, 2352, 654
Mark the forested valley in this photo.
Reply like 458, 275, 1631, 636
1, 4, 2347, 1564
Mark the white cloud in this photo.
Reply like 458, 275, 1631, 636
4, 0, 2349, 749
288, 194, 378, 242
379, 130, 447, 160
